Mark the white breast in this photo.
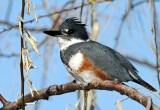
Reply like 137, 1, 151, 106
68, 51, 83, 70
76, 71, 99, 85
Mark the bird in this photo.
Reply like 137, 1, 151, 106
43, 17, 156, 92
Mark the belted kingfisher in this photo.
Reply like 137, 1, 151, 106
43, 17, 156, 91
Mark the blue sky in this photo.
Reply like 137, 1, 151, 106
0, 0, 160, 110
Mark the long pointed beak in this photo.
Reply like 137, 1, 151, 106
43, 30, 62, 37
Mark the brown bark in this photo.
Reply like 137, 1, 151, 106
0, 81, 159, 110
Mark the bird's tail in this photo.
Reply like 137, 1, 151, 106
133, 79, 157, 92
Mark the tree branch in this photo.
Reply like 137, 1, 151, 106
0, 81, 159, 110
0, 94, 9, 106
126, 55, 157, 70
0, 0, 109, 34
20, 0, 25, 109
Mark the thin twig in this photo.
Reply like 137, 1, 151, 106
77, 90, 81, 110
83, 90, 88, 110
5, 0, 13, 21
114, 0, 133, 49
80, 0, 84, 22
0, 20, 47, 32
151, 0, 160, 89
20, 0, 25, 110
85, 1, 89, 24
126, 55, 157, 70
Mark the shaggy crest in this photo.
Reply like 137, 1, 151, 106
59, 17, 86, 30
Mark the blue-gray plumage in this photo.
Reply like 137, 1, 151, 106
43, 17, 156, 92
61, 41, 135, 82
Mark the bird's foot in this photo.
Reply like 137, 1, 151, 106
113, 78, 119, 84
72, 80, 76, 83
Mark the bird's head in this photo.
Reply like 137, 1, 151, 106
43, 17, 89, 41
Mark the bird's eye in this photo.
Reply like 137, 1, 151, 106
61, 29, 74, 35
68, 29, 74, 34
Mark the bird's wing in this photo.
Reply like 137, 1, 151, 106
75, 40, 139, 82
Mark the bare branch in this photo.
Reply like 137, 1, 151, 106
79, 0, 84, 21
20, 0, 25, 110
0, 94, 9, 106
0, 20, 47, 32
0, 0, 109, 34
151, 0, 160, 89
0, 81, 159, 110
126, 55, 157, 70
